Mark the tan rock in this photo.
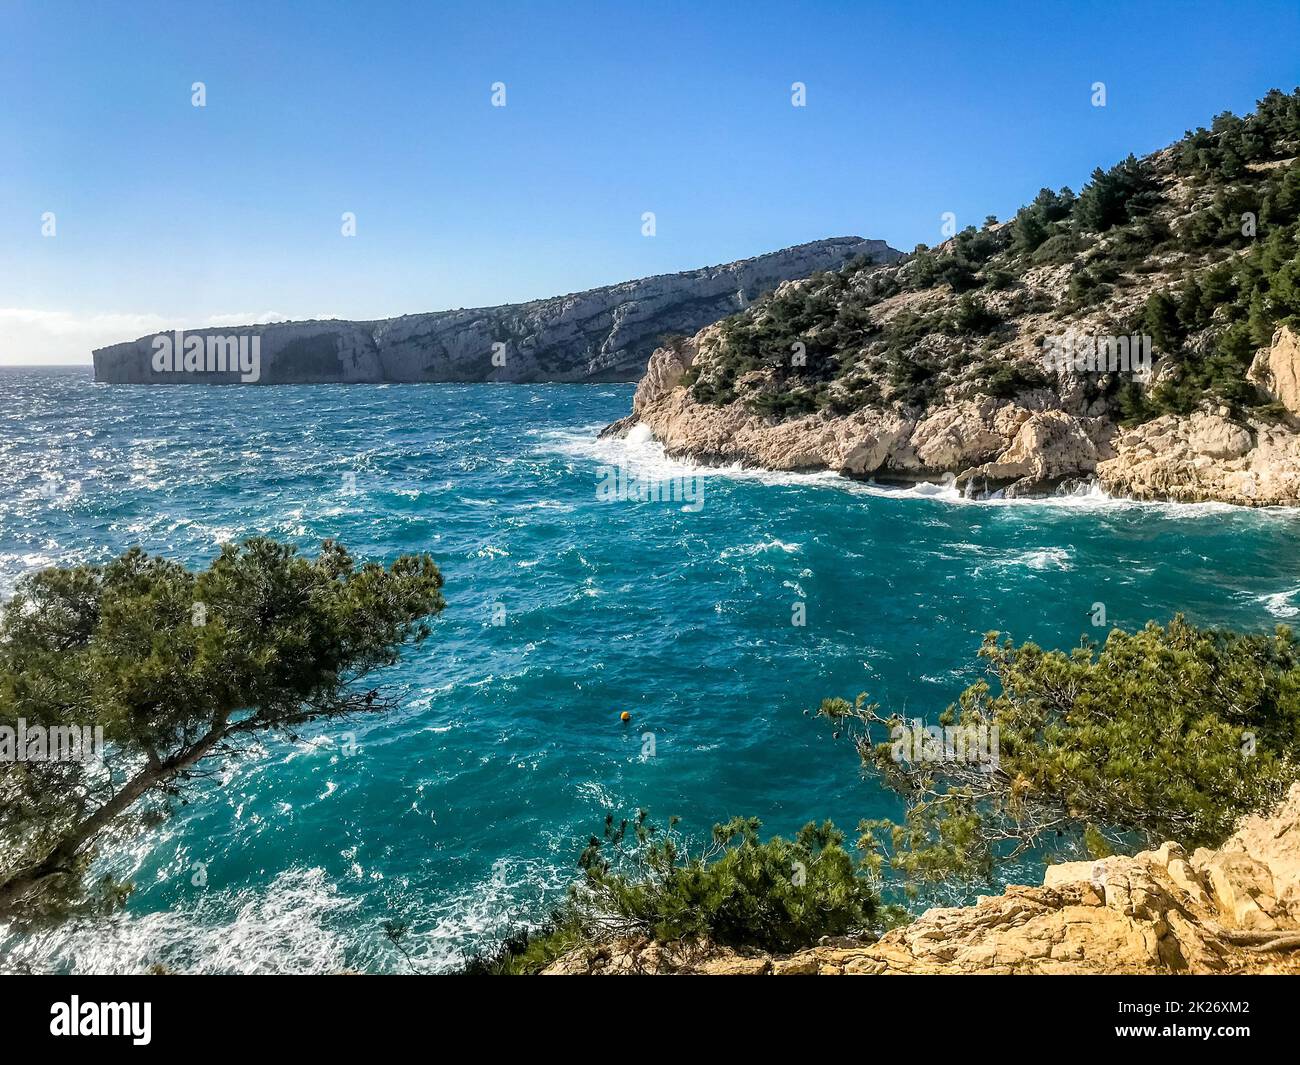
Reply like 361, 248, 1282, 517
1167, 859, 1212, 908
960, 410, 1103, 492
632, 332, 712, 413
1042, 860, 1103, 889
1098, 411, 1300, 506
908, 400, 1015, 472
1188, 412, 1253, 459
696, 955, 771, 976
542, 786, 1300, 975
608, 297, 1300, 506
770, 955, 821, 976
1248, 324, 1300, 418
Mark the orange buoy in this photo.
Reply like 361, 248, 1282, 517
620, 711, 631, 723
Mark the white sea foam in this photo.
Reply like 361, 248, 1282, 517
414, 854, 574, 972
538, 426, 1300, 515
721, 539, 802, 558
1023, 547, 1073, 571
1260, 587, 1300, 618
970, 545, 1074, 574
0, 867, 360, 975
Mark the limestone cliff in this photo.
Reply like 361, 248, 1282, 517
604, 94, 1300, 506
542, 783, 1300, 975
611, 324, 1300, 505
91, 238, 898, 385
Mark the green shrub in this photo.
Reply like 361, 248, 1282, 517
1009, 187, 1076, 255
975, 360, 1048, 399
1074, 154, 1163, 232
1066, 263, 1117, 308
576, 813, 877, 952
821, 618, 1300, 885
1030, 231, 1085, 265
948, 294, 1002, 335
471, 812, 880, 971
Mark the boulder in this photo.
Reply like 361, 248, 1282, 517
1248, 324, 1300, 418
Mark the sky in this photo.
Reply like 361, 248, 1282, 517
1, 0, 1298, 364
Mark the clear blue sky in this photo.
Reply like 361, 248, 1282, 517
2, 0, 1298, 362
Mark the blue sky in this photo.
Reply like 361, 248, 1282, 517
2, 0, 1298, 363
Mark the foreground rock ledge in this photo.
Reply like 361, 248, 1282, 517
542, 784, 1300, 975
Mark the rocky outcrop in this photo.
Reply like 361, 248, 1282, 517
542, 784, 1300, 975
607, 313, 1300, 506
616, 353, 1121, 495
960, 410, 1110, 496
1248, 324, 1300, 419
91, 238, 899, 384
1097, 409, 1300, 506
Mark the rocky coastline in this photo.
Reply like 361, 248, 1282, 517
604, 317, 1300, 508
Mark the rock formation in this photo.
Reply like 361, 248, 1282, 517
541, 783, 1300, 975
611, 291, 1300, 507
608, 329, 1121, 495
1249, 321, 1300, 420
91, 238, 898, 385
603, 99, 1300, 508
613, 327, 1300, 505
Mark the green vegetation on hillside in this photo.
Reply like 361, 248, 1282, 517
687, 88, 1300, 423
1126, 163, 1300, 420
465, 811, 880, 974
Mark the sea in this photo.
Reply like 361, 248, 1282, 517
2, 365, 1299, 972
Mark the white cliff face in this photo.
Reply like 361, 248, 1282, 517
91, 238, 899, 384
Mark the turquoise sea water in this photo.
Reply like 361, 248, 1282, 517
3, 365, 1300, 972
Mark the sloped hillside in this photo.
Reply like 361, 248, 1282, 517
92, 238, 897, 385
609, 89, 1300, 505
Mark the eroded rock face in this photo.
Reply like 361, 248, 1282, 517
958, 409, 1113, 495
632, 332, 704, 413
91, 238, 899, 384
624, 376, 1124, 493
542, 784, 1300, 975
1097, 411, 1300, 506
1248, 324, 1300, 419
616, 341, 1300, 505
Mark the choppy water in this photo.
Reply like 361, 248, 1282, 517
2, 366, 1299, 972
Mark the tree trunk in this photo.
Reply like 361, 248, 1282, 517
0, 718, 230, 918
